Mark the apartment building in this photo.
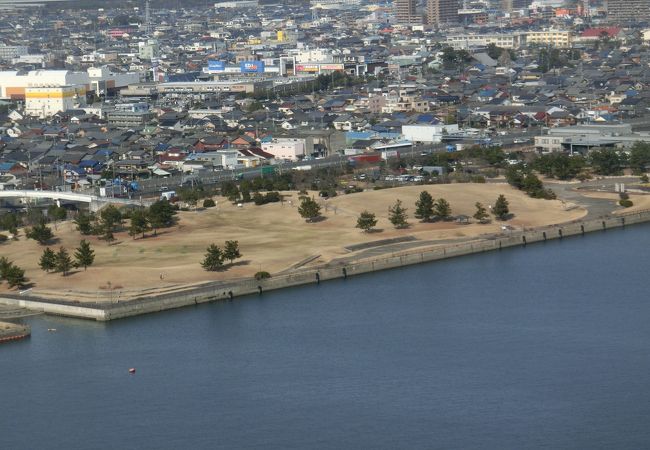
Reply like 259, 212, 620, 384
444, 32, 526, 49
394, 0, 421, 24
607, 0, 650, 22
526, 30, 573, 48
426, 0, 460, 26
0, 44, 28, 60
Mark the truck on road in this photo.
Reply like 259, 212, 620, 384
160, 191, 176, 201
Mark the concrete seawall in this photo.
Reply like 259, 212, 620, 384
0, 322, 31, 343
1, 210, 649, 321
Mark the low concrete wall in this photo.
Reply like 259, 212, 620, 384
0, 322, 31, 343
0, 297, 107, 320
2, 209, 649, 321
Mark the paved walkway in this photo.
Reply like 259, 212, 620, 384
547, 177, 639, 220
330, 179, 636, 266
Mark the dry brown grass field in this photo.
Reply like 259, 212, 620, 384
0, 183, 586, 293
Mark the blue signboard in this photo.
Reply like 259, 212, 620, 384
240, 61, 265, 73
207, 60, 225, 72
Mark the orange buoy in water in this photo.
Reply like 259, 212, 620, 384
128, 368, 136, 374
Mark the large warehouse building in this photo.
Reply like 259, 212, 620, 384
0, 67, 141, 100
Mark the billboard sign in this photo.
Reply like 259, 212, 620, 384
320, 64, 344, 71
296, 64, 320, 73
207, 60, 225, 72
240, 61, 265, 73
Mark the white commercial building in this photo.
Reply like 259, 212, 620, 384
288, 48, 338, 64
12, 54, 49, 65
402, 124, 459, 144
310, 0, 360, 8
87, 66, 141, 94
24, 85, 87, 118
188, 151, 239, 169
0, 67, 141, 100
214, 0, 258, 7
261, 138, 306, 161
444, 33, 526, 49
138, 40, 159, 60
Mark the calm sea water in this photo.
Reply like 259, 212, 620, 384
3, 225, 650, 449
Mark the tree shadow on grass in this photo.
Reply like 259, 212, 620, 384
62, 270, 83, 277
309, 216, 328, 223
148, 229, 175, 238
229, 259, 251, 268
15, 281, 36, 291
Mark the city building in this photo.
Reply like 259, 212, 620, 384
526, 30, 573, 48
138, 40, 159, 61
0, 70, 88, 100
443, 32, 526, 49
607, 0, 650, 23
261, 138, 306, 161
394, 0, 420, 24
106, 110, 156, 127
158, 80, 272, 96
0, 68, 140, 100
0, 44, 28, 60
402, 124, 459, 143
107, 103, 155, 127
213, 0, 258, 7
310, 0, 360, 9
501, 0, 532, 13
534, 124, 650, 153
24, 85, 87, 118
426, 0, 460, 26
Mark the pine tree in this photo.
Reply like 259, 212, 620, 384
74, 212, 94, 235
415, 191, 435, 222
435, 198, 452, 220
298, 197, 322, 222
223, 240, 242, 265
25, 222, 53, 245
147, 199, 176, 236
99, 205, 123, 234
0, 212, 20, 238
39, 247, 57, 273
74, 240, 95, 271
201, 244, 224, 271
388, 199, 409, 229
473, 202, 490, 224
129, 209, 150, 239
102, 227, 115, 244
55, 247, 73, 276
47, 204, 67, 224
0, 256, 11, 281
493, 194, 510, 220
180, 189, 200, 208
356, 211, 378, 232
4, 264, 27, 288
